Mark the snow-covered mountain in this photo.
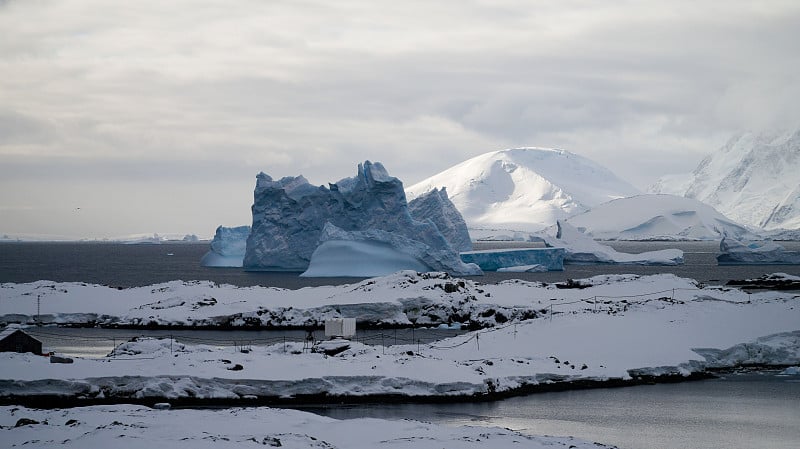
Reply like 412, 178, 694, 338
406, 148, 641, 235
649, 130, 800, 230
566, 194, 757, 241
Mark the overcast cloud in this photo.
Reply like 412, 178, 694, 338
1, 0, 799, 239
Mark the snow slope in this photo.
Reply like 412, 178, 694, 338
0, 405, 610, 449
566, 194, 757, 241
406, 148, 641, 235
650, 130, 800, 230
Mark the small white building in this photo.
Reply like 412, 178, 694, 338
324, 318, 356, 339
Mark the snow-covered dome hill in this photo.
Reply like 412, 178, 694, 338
566, 194, 758, 241
406, 148, 641, 236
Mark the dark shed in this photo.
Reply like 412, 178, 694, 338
0, 326, 43, 355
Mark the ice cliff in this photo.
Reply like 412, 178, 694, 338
407, 187, 472, 252
200, 225, 250, 267
244, 161, 481, 276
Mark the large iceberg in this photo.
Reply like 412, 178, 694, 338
200, 225, 251, 267
300, 223, 480, 277
537, 221, 684, 265
408, 187, 472, 252
245, 161, 481, 276
717, 237, 800, 265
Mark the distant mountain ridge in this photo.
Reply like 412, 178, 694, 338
406, 148, 641, 236
650, 130, 800, 230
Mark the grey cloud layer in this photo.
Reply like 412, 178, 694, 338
1, 0, 799, 237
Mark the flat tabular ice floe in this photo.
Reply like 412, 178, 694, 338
717, 237, 800, 265
537, 221, 684, 265
459, 247, 564, 271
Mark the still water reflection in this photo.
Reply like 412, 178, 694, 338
298, 372, 800, 449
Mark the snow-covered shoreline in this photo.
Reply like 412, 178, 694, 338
1, 404, 615, 449
1, 272, 798, 406
4, 271, 792, 330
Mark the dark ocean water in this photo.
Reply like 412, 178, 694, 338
1, 241, 799, 288
301, 371, 800, 449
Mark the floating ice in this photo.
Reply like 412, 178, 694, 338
245, 161, 480, 276
459, 248, 564, 271
717, 237, 800, 265
537, 221, 684, 265
200, 225, 250, 267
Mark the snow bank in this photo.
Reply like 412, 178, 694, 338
1, 272, 723, 330
0, 405, 610, 449
1, 273, 798, 403
537, 221, 684, 265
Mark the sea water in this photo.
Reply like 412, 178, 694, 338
2, 241, 799, 288
298, 371, 800, 449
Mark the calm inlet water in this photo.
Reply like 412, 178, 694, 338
299, 372, 800, 449
1, 241, 799, 287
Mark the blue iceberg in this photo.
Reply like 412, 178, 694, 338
460, 248, 565, 271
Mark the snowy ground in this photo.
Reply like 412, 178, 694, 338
0, 271, 787, 330
1, 272, 798, 403
0, 405, 613, 449
2, 272, 798, 449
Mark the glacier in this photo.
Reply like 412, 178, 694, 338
200, 225, 250, 267
244, 161, 481, 276
537, 221, 684, 265
717, 237, 800, 265
459, 248, 564, 271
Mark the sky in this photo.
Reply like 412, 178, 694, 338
1, 0, 799, 239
